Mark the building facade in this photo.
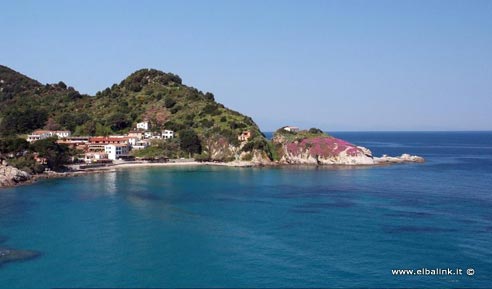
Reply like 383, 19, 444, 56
136, 121, 150, 131
27, 130, 72, 142
162, 130, 174, 139
104, 144, 130, 160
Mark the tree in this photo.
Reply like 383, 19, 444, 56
107, 112, 131, 131
0, 137, 29, 154
0, 108, 47, 135
57, 81, 67, 89
75, 120, 97, 136
30, 137, 70, 170
179, 129, 201, 155
56, 113, 90, 132
308, 128, 324, 134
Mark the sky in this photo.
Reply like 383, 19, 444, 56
1, 0, 491, 131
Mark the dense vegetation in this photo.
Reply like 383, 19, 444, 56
274, 127, 328, 142
0, 137, 72, 173
0, 65, 272, 164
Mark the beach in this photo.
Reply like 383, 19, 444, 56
1, 160, 257, 189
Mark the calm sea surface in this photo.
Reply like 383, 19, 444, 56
1, 132, 491, 288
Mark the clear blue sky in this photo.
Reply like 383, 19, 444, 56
1, 0, 491, 131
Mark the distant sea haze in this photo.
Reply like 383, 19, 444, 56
1, 132, 491, 288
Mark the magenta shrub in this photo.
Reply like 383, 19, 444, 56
285, 136, 360, 157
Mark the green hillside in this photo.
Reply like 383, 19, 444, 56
0, 65, 271, 161
0, 65, 90, 135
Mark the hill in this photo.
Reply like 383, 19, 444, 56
0, 65, 89, 135
0, 65, 271, 162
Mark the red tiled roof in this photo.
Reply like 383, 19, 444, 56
89, 137, 129, 142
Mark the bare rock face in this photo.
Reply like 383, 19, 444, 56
374, 153, 425, 164
273, 134, 375, 165
239, 149, 273, 165
0, 159, 32, 188
203, 136, 272, 164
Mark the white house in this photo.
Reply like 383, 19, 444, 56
26, 130, 71, 142
53, 130, 71, 138
127, 137, 138, 147
162, 130, 174, 139
136, 121, 150, 131
27, 131, 51, 142
282, 126, 300, 132
104, 144, 130, 160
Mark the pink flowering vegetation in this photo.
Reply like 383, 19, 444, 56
285, 136, 361, 158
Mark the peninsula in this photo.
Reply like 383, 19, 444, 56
0, 65, 423, 188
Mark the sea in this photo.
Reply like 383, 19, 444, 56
0, 132, 491, 288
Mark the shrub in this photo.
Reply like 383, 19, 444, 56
0, 108, 47, 135
241, 153, 253, 161
106, 112, 131, 131
8, 155, 45, 174
30, 137, 70, 170
170, 105, 182, 114
178, 129, 202, 154
164, 97, 176, 108
0, 137, 29, 154
200, 119, 214, 128
229, 122, 246, 130
194, 152, 210, 162
202, 103, 219, 115
241, 138, 268, 152
308, 128, 324, 134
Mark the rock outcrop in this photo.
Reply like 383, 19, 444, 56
273, 130, 375, 165
272, 128, 424, 166
0, 247, 41, 267
0, 159, 32, 188
374, 154, 425, 164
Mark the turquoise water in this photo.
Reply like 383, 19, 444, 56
1, 132, 491, 288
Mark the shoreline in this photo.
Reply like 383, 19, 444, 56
0, 160, 256, 189
1, 154, 424, 189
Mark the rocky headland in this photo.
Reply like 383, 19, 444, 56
272, 128, 424, 166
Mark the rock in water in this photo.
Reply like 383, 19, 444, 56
0, 247, 41, 267
374, 154, 425, 164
